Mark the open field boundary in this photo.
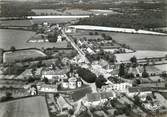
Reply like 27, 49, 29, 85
69, 25, 167, 36
3, 48, 46, 63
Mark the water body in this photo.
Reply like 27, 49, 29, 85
0, 29, 67, 50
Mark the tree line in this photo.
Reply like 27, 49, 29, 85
76, 3, 166, 30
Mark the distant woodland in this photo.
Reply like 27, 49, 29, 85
1, 2, 166, 30
76, 3, 167, 30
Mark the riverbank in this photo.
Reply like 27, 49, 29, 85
69, 25, 167, 36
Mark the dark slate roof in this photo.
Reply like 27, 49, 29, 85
87, 93, 101, 102
87, 92, 114, 102
139, 82, 166, 88
100, 92, 113, 99
129, 87, 153, 93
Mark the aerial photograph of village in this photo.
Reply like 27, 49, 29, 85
0, 0, 167, 117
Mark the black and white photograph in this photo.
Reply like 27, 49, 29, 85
0, 0, 167, 117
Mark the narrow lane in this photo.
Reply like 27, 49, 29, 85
61, 30, 90, 63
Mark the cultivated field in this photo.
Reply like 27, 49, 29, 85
0, 29, 68, 50
0, 20, 33, 27
154, 64, 167, 72
29, 15, 89, 24
69, 25, 167, 35
74, 29, 167, 51
115, 50, 167, 63
0, 96, 50, 117
3, 49, 46, 63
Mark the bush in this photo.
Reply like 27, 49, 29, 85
142, 71, 149, 78
89, 32, 93, 35
118, 63, 125, 77
124, 73, 135, 79
94, 32, 99, 35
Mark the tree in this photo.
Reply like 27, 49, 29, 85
68, 109, 74, 115
47, 30, 58, 42
125, 73, 135, 79
130, 56, 138, 68
95, 75, 107, 88
74, 39, 77, 44
130, 56, 137, 64
133, 78, 141, 86
42, 77, 49, 84
146, 95, 152, 101
119, 63, 125, 77
108, 53, 116, 63
4, 64, 25, 75
10, 46, 16, 52
133, 95, 142, 106
77, 67, 97, 83
89, 32, 93, 35
101, 33, 106, 38
1, 4, 35, 17
0, 92, 13, 102
142, 65, 149, 78
105, 36, 112, 40
32, 24, 38, 31
160, 71, 167, 78
27, 76, 35, 83
124, 104, 132, 116
94, 32, 99, 35
31, 68, 36, 76
67, 42, 72, 48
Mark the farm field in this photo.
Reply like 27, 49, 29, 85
69, 25, 167, 35
154, 64, 167, 72
75, 28, 167, 51
31, 9, 119, 16
0, 29, 68, 50
0, 20, 33, 27
115, 50, 167, 63
0, 96, 50, 117
107, 32, 167, 51
29, 15, 89, 24
32, 18, 79, 24
0, 88, 28, 98
3, 49, 46, 63
0, 16, 89, 27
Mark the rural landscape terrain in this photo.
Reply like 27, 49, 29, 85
0, 0, 167, 117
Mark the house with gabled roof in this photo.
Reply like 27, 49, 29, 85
84, 92, 116, 106
127, 87, 152, 97
56, 95, 73, 112
41, 67, 69, 80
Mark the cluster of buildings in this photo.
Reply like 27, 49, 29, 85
0, 22, 167, 117
84, 92, 116, 107
65, 28, 167, 116
29, 23, 65, 43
